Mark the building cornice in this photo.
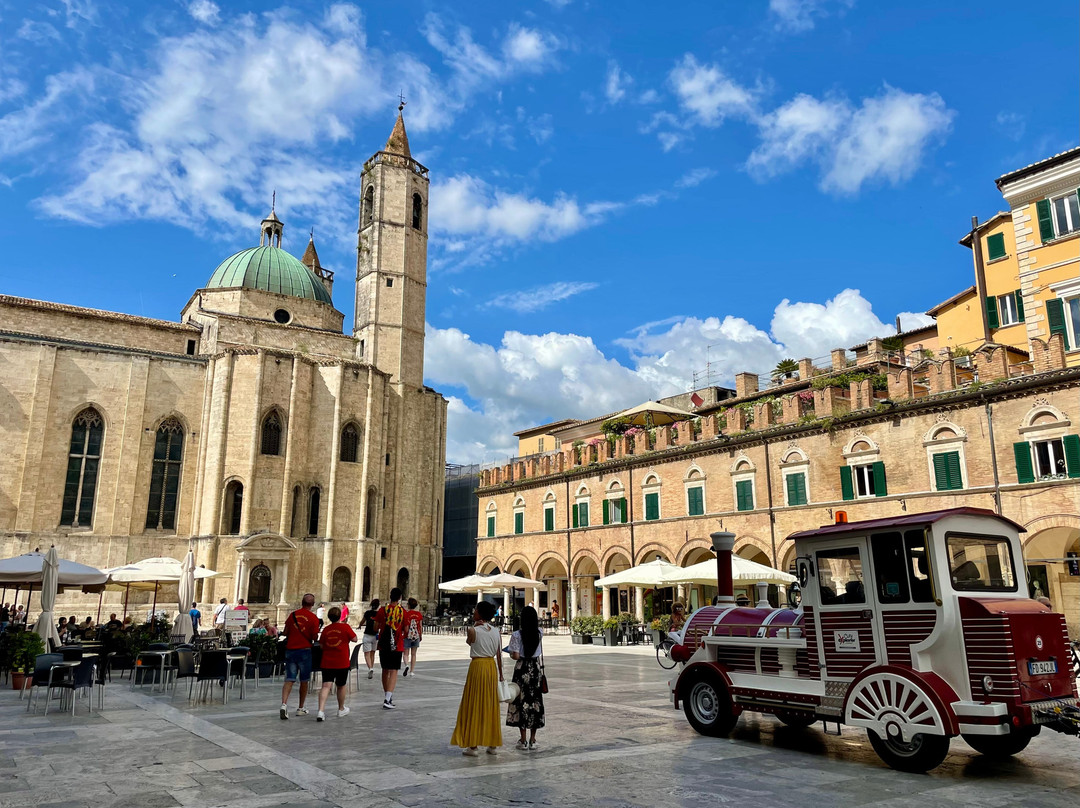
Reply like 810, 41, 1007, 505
0, 329, 207, 364
0, 294, 200, 332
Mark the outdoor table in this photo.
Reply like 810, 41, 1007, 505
132, 650, 171, 693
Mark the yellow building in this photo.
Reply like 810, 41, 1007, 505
513, 420, 577, 456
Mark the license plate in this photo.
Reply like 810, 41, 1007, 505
1029, 660, 1057, 676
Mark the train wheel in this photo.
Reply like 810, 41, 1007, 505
868, 729, 950, 773
682, 671, 738, 737
776, 711, 816, 729
962, 727, 1039, 758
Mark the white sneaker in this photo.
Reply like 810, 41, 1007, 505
279, 704, 289, 720
514, 740, 529, 750
462, 748, 479, 757
382, 699, 396, 710
316, 711, 325, 722
368, 669, 374, 679
486, 747, 499, 755
338, 707, 350, 718
296, 707, 308, 716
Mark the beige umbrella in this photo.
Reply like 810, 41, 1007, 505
666, 555, 796, 586
438, 574, 490, 592
615, 401, 695, 428
172, 550, 197, 643
33, 547, 62, 649
594, 558, 683, 588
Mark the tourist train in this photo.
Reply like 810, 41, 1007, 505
668, 507, 1080, 772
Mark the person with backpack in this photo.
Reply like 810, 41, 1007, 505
279, 594, 320, 720
358, 599, 380, 679
402, 598, 423, 677
374, 588, 405, 709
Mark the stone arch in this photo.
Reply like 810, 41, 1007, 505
222, 477, 245, 535
543, 489, 556, 503
575, 483, 590, 497
843, 435, 880, 455
778, 540, 798, 574
150, 411, 190, 434
396, 567, 410, 595
676, 539, 715, 566
502, 553, 533, 579
600, 546, 633, 575
64, 401, 110, 432
1021, 404, 1070, 429
635, 543, 672, 565
735, 535, 772, 565
684, 464, 705, 481
512, 495, 525, 507
642, 472, 661, 487
331, 566, 351, 601
729, 454, 755, 473
606, 478, 625, 492
924, 421, 966, 443
571, 549, 601, 577
534, 552, 568, 579
260, 407, 286, 456
780, 447, 808, 464
477, 556, 502, 575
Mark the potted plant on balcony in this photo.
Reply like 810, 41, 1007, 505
7, 630, 45, 691
773, 358, 799, 381
569, 616, 592, 645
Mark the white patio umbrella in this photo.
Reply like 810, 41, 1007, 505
615, 401, 696, 428
594, 558, 683, 589
0, 551, 108, 587
666, 555, 796, 586
105, 557, 217, 623
172, 550, 197, 643
438, 574, 490, 592
439, 573, 544, 593
33, 547, 62, 649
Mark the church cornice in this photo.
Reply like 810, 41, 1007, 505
0, 328, 206, 364
0, 294, 200, 332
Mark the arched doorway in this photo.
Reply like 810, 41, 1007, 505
535, 556, 568, 622
331, 566, 351, 602
1025, 524, 1080, 635
248, 564, 271, 604
736, 541, 778, 607
396, 567, 410, 596
572, 556, 600, 616
603, 551, 632, 617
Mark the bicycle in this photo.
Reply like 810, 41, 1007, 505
656, 636, 677, 669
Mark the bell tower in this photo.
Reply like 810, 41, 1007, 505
354, 105, 429, 388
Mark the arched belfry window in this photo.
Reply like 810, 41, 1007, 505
340, 423, 360, 463
61, 407, 104, 528
261, 411, 282, 456
248, 564, 271, 604
308, 486, 321, 536
411, 192, 423, 229
146, 418, 184, 530
363, 186, 374, 227
224, 481, 243, 535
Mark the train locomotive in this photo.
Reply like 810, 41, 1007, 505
669, 507, 1080, 772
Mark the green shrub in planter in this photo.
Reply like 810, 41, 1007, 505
10, 631, 45, 674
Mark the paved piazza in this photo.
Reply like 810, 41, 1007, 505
1, 636, 1078, 808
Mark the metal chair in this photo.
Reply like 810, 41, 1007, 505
193, 650, 229, 704
94, 652, 115, 709
24, 653, 64, 712
48, 657, 96, 715
171, 648, 197, 701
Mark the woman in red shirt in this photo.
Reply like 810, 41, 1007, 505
316, 606, 358, 721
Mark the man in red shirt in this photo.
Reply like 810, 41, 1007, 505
402, 597, 423, 677
280, 593, 320, 720
375, 588, 405, 709
316, 606, 357, 721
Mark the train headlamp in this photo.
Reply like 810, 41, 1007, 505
982, 675, 995, 694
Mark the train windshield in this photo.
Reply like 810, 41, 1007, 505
946, 533, 1017, 592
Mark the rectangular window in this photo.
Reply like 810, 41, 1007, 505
514, 511, 524, 535
1052, 191, 1080, 237
785, 472, 807, 506
986, 232, 1006, 260
386, 277, 394, 287
997, 292, 1019, 326
538, 438, 544, 452
644, 492, 660, 521
816, 546, 865, 605
1057, 295, 1080, 351
578, 501, 589, 527
947, 533, 1017, 592
186, 339, 197, 355
851, 462, 887, 498
735, 479, 754, 512
606, 497, 626, 524
871, 532, 910, 604
932, 450, 964, 491
486, 515, 495, 538
544, 506, 554, 532
687, 486, 704, 516
1033, 438, 1067, 479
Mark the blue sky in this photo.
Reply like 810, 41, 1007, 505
0, 0, 1077, 462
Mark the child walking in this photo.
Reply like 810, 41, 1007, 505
450, 600, 503, 756
316, 607, 357, 721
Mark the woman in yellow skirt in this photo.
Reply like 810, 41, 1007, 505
450, 600, 504, 756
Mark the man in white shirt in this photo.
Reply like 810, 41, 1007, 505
316, 602, 327, 624
213, 598, 228, 633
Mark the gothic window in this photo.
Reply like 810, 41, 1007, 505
261, 411, 282, 456
308, 486, 321, 536
145, 418, 184, 530
412, 193, 423, 229
248, 564, 271, 604
397, 567, 410, 595
224, 481, 243, 535
61, 407, 104, 528
340, 423, 360, 462
363, 186, 374, 228
331, 566, 351, 601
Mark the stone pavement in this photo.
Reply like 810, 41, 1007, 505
1, 635, 1079, 808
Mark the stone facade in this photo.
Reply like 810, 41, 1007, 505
0, 115, 447, 621
476, 341, 1080, 635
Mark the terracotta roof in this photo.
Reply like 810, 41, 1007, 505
513, 419, 579, 438
926, 285, 976, 316
787, 507, 1025, 542
848, 322, 937, 350
385, 112, 411, 158
994, 146, 1080, 189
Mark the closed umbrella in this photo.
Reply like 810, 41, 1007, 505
33, 547, 62, 649
172, 550, 196, 643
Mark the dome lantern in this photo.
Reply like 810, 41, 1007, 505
260, 191, 283, 247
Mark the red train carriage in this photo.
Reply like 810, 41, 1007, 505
669, 507, 1080, 772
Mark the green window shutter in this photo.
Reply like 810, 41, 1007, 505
735, 480, 754, 511
1036, 198, 1056, 242
580, 502, 589, 527
645, 492, 659, 521
796, 473, 807, 505
571, 503, 579, 528
946, 451, 963, 489
1013, 442, 1035, 484
544, 507, 554, 532
786, 472, 807, 506
1063, 435, 1080, 479
872, 461, 888, 497
514, 512, 523, 534
985, 295, 999, 329
619, 497, 628, 523
987, 232, 1006, 260
785, 474, 797, 506
1046, 298, 1070, 350
839, 466, 854, 501
1014, 290, 1025, 323
487, 515, 495, 538
687, 486, 703, 516
602, 499, 610, 525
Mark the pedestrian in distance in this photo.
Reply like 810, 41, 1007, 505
375, 589, 405, 708
316, 602, 327, 625
316, 606, 357, 721
402, 597, 423, 677
506, 605, 545, 751
189, 602, 201, 639
339, 601, 350, 623
358, 599, 379, 679
279, 593, 320, 720
450, 599, 504, 757
213, 598, 228, 634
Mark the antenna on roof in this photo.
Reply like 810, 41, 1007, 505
271, 190, 276, 212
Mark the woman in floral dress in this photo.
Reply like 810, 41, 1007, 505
506, 606, 545, 750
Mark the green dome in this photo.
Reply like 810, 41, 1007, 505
206, 246, 332, 304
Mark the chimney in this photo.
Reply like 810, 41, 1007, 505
755, 581, 770, 609
710, 531, 736, 605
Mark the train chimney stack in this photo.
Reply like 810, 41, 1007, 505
711, 531, 736, 605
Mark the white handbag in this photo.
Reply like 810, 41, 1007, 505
498, 680, 520, 703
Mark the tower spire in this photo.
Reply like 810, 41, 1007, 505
385, 102, 411, 158
260, 194, 283, 247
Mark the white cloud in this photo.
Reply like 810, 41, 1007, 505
486, 281, 599, 313
995, 110, 1025, 141
502, 24, 560, 69
669, 54, 759, 127
0, 68, 95, 160
747, 86, 954, 193
187, 0, 220, 26
17, 20, 62, 43
60, 0, 98, 28
675, 167, 717, 188
605, 61, 632, 104
769, 0, 855, 33
898, 311, 936, 331
428, 288, 910, 461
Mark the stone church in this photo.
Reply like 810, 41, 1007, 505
0, 111, 448, 618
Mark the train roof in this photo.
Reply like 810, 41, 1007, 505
786, 507, 1025, 542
